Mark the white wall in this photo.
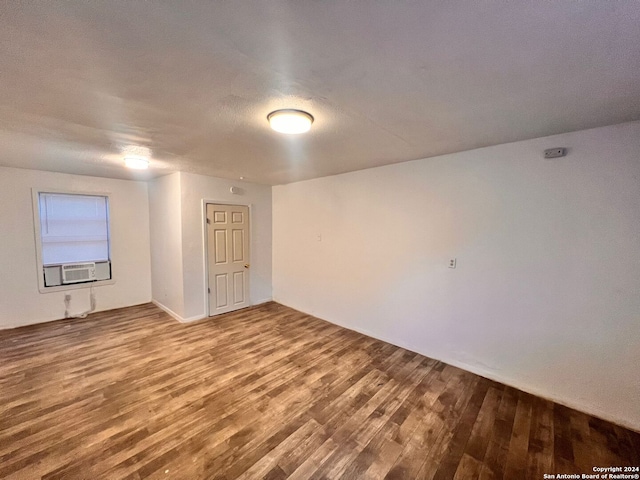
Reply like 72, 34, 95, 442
148, 171, 272, 321
273, 121, 640, 430
0, 166, 152, 328
148, 173, 184, 318
180, 172, 272, 319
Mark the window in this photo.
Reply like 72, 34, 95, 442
35, 192, 112, 289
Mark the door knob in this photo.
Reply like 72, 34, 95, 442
244, 264, 250, 268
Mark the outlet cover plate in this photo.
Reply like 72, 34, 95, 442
544, 148, 566, 158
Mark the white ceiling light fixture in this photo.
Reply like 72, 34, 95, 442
268, 109, 314, 134
124, 155, 150, 169
122, 145, 151, 169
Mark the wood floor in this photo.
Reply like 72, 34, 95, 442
0, 303, 638, 479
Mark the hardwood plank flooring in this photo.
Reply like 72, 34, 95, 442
0, 302, 637, 479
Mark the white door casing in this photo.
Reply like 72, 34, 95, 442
206, 204, 250, 316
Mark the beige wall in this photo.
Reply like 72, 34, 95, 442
148, 172, 272, 320
149, 173, 184, 318
179, 172, 273, 319
273, 121, 640, 430
0, 166, 152, 328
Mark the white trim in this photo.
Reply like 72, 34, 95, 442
151, 300, 206, 323
201, 198, 254, 318
273, 298, 640, 433
253, 298, 273, 305
31, 188, 116, 294
34, 278, 116, 294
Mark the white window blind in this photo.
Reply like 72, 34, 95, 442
38, 193, 110, 266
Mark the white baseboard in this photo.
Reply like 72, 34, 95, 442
1, 301, 150, 330
272, 299, 640, 433
152, 298, 273, 323
252, 298, 273, 305
151, 300, 206, 323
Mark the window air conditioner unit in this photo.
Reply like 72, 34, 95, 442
61, 263, 96, 284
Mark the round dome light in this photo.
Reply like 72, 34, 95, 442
122, 145, 151, 169
268, 109, 314, 134
124, 155, 150, 169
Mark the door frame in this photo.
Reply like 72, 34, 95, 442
201, 199, 253, 317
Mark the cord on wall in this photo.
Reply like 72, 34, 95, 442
64, 286, 97, 319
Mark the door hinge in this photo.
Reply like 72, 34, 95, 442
208, 287, 210, 294
206, 218, 210, 224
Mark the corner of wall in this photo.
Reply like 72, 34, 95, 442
148, 172, 186, 318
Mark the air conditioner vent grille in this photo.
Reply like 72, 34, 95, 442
64, 263, 94, 270
61, 262, 96, 284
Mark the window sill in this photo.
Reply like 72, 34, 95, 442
38, 278, 116, 294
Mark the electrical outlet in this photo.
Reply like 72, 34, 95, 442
317, 234, 322, 242
449, 258, 457, 269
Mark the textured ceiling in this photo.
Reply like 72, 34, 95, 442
1, 1, 639, 185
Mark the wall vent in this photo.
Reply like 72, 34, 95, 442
61, 263, 96, 284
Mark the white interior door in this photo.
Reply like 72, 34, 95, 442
206, 204, 250, 316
